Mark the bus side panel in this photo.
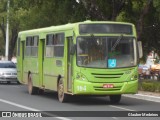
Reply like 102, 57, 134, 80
43, 58, 63, 91
17, 40, 25, 83
23, 57, 39, 87
16, 38, 21, 83
42, 32, 66, 91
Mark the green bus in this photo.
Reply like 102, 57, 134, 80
17, 20, 143, 103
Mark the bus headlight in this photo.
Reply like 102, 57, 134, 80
131, 74, 138, 80
0, 72, 4, 76
125, 70, 138, 81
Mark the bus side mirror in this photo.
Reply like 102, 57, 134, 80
138, 41, 143, 58
70, 44, 76, 55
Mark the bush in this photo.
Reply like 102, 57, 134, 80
141, 82, 156, 92
138, 79, 160, 92
158, 84, 160, 92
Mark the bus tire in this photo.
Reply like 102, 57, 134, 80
7, 81, 10, 84
38, 89, 44, 95
17, 81, 21, 85
28, 74, 38, 95
57, 78, 68, 103
109, 95, 121, 104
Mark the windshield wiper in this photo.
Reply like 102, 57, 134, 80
111, 35, 123, 51
90, 34, 96, 40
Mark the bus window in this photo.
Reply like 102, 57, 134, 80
46, 34, 54, 57
32, 36, 39, 56
54, 33, 64, 57
17, 38, 20, 56
25, 36, 39, 57
46, 33, 64, 57
26, 37, 32, 56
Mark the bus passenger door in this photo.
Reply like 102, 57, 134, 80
21, 41, 25, 83
17, 39, 24, 83
39, 39, 45, 87
66, 37, 73, 92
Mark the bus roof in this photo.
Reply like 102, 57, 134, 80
18, 20, 135, 35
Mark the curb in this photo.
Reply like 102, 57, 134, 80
123, 94, 160, 103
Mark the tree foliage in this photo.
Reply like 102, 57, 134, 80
0, 0, 160, 60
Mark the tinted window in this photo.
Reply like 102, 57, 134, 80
46, 33, 64, 57
79, 24, 132, 34
77, 36, 137, 68
26, 36, 39, 56
0, 62, 16, 68
17, 38, 20, 56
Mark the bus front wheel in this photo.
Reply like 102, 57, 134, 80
109, 95, 121, 104
28, 74, 38, 95
57, 78, 68, 103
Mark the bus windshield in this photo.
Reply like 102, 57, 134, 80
77, 36, 137, 68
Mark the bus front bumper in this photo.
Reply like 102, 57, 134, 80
73, 80, 138, 95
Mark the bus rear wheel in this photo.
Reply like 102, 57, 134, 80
57, 78, 68, 103
28, 74, 38, 95
109, 95, 121, 104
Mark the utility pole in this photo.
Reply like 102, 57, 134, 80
5, 0, 10, 60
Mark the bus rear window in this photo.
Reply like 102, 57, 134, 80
79, 24, 132, 34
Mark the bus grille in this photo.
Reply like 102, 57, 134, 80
93, 86, 122, 91
89, 72, 124, 83
91, 73, 123, 79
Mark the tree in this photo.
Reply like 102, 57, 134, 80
0, 0, 160, 60
0, 0, 7, 57
136, 0, 153, 41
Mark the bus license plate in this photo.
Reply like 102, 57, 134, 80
103, 84, 114, 88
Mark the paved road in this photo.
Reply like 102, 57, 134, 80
0, 83, 159, 120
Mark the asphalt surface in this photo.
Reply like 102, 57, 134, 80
0, 83, 160, 120
124, 92, 160, 103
